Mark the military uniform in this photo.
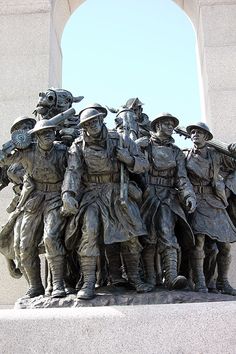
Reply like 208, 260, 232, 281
185, 121, 236, 295
140, 119, 196, 290
142, 135, 195, 248
0, 116, 36, 280
63, 127, 148, 250
186, 146, 236, 293
62, 116, 152, 299
0, 140, 68, 297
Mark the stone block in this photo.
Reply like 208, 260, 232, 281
0, 13, 50, 56
202, 46, 236, 91
205, 89, 236, 141
0, 0, 51, 15
199, 0, 236, 5
0, 303, 236, 353
199, 4, 236, 47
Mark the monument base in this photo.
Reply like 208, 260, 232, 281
15, 285, 236, 309
1, 302, 236, 353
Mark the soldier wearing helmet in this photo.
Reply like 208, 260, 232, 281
139, 113, 196, 290
0, 116, 36, 281
62, 106, 153, 300
0, 110, 74, 299
185, 122, 236, 295
125, 97, 151, 138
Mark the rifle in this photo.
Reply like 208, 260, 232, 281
174, 126, 233, 158
119, 110, 129, 206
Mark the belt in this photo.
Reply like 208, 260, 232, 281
35, 181, 62, 192
86, 173, 120, 184
150, 168, 174, 178
193, 185, 213, 194
147, 175, 174, 187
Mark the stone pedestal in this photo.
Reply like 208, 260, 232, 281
0, 302, 236, 353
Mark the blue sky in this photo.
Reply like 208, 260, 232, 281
62, 0, 201, 145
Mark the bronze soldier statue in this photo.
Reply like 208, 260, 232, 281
140, 113, 196, 290
62, 107, 153, 300
0, 109, 74, 298
185, 122, 236, 295
33, 88, 85, 295
0, 116, 36, 280
125, 97, 151, 138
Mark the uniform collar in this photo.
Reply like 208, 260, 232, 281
37, 144, 54, 158
150, 131, 175, 146
193, 145, 207, 156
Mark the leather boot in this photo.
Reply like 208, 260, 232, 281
44, 259, 52, 297
216, 254, 236, 296
96, 246, 108, 288
123, 252, 153, 293
162, 248, 187, 290
23, 259, 44, 298
77, 256, 97, 300
106, 244, 127, 286
204, 243, 218, 293
48, 256, 66, 298
190, 250, 208, 293
141, 244, 156, 287
155, 251, 163, 286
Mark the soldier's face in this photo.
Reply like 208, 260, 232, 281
36, 129, 55, 148
84, 118, 102, 137
157, 119, 175, 137
190, 128, 207, 146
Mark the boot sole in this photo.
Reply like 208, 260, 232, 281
51, 291, 66, 298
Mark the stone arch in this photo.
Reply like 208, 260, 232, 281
51, 1, 198, 43
60, 0, 201, 126
50, 0, 236, 142
53, 0, 201, 121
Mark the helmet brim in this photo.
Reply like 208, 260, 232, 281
10, 117, 36, 134
29, 125, 57, 134
151, 115, 179, 131
78, 112, 104, 128
186, 124, 213, 141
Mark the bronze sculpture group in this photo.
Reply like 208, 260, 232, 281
1, 89, 236, 302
